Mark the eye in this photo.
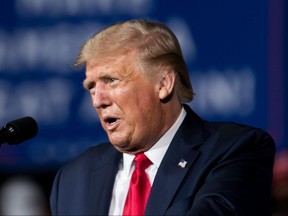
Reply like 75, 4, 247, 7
83, 80, 95, 91
103, 77, 118, 84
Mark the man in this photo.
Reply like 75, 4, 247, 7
50, 20, 275, 215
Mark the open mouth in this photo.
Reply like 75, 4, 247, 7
103, 116, 120, 130
106, 117, 117, 124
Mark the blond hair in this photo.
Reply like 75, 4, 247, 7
75, 20, 194, 102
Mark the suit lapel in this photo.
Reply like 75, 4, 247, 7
145, 105, 209, 215
87, 148, 122, 215
145, 148, 200, 215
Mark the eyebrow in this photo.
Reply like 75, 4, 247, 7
82, 72, 115, 90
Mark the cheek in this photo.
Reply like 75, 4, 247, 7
131, 97, 160, 131
113, 82, 160, 125
127, 94, 158, 119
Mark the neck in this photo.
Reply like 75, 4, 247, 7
159, 100, 182, 136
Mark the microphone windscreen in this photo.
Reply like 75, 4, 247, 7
5, 116, 38, 144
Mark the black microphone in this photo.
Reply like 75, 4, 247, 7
0, 116, 38, 145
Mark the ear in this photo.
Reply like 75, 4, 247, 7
157, 70, 176, 100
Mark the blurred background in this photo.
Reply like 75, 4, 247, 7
0, 0, 287, 215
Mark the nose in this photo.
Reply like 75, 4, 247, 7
91, 84, 112, 109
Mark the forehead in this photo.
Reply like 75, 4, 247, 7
86, 51, 137, 76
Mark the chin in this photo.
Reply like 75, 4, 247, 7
111, 140, 128, 150
111, 142, 138, 154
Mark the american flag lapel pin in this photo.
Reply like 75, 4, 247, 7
178, 159, 187, 168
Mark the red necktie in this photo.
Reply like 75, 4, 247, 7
123, 153, 152, 216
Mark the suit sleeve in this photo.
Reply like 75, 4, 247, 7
50, 169, 62, 216
188, 128, 275, 216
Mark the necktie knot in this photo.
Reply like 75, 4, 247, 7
134, 153, 152, 171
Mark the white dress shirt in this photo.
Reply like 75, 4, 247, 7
109, 108, 186, 215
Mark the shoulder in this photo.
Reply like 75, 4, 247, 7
59, 142, 119, 174
206, 121, 273, 142
182, 105, 275, 151
184, 104, 272, 139
201, 121, 275, 156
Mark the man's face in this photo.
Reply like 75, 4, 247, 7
84, 52, 166, 154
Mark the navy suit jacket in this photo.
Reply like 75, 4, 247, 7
50, 105, 275, 215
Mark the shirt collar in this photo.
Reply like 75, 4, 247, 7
122, 107, 186, 174
145, 107, 186, 168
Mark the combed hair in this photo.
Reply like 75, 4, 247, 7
75, 19, 194, 102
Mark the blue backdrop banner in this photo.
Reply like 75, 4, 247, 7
0, 0, 286, 171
